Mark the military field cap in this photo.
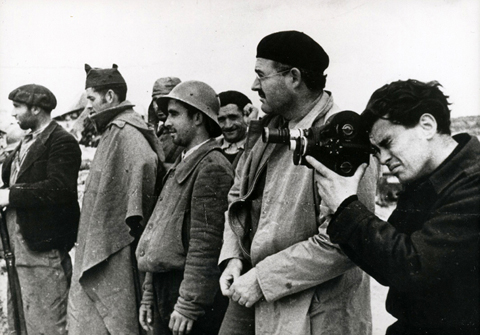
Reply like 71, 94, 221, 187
8, 84, 57, 111
152, 77, 182, 98
256, 30, 329, 73
85, 63, 127, 90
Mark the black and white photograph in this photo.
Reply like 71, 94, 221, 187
0, 1, 479, 334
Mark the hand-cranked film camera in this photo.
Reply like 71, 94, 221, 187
262, 110, 374, 176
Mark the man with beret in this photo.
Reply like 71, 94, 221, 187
216, 90, 258, 170
68, 64, 165, 335
0, 84, 81, 334
218, 31, 376, 334
148, 77, 184, 168
136, 80, 233, 335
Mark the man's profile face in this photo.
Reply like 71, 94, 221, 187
164, 100, 196, 148
11, 102, 35, 130
370, 118, 432, 183
218, 104, 248, 143
85, 87, 109, 115
252, 58, 290, 116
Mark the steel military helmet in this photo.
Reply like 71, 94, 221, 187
157, 80, 222, 137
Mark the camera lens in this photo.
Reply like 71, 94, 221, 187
262, 128, 291, 144
341, 124, 355, 137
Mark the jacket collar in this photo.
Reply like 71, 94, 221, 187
169, 139, 220, 184
427, 133, 478, 195
290, 91, 336, 129
15, 120, 59, 181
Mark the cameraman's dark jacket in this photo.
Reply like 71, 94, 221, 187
2, 120, 82, 251
328, 133, 480, 334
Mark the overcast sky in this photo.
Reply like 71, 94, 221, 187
0, 0, 479, 119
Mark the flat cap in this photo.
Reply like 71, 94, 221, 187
8, 84, 57, 111
257, 30, 329, 73
85, 63, 127, 90
152, 77, 181, 98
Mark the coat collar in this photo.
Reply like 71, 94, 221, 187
169, 139, 220, 184
427, 133, 478, 195
243, 91, 337, 192
89, 100, 135, 132
15, 120, 59, 181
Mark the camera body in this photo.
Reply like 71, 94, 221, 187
262, 110, 373, 176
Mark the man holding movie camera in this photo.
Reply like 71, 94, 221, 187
218, 30, 377, 335
308, 79, 480, 335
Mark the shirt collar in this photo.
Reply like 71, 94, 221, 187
182, 138, 211, 161
25, 120, 53, 142
220, 137, 246, 154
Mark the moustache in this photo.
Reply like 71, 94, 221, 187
258, 90, 266, 99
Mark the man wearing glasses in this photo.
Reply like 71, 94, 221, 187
218, 31, 376, 335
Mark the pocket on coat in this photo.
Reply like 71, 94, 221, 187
139, 212, 187, 272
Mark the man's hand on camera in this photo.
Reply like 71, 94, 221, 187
230, 267, 263, 308
306, 156, 367, 212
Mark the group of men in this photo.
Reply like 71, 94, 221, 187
0, 30, 478, 335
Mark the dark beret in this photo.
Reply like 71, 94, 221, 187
8, 84, 57, 111
256, 30, 329, 73
85, 63, 127, 90
218, 90, 252, 110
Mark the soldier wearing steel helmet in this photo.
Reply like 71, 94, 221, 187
136, 80, 233, 335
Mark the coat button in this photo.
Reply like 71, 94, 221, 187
139, 250, 145, 257
286, 282, 292, 289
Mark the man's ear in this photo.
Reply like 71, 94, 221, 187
30, 106, 41, 115
105, 89, 116, 103
418, 113, 438, 139
194, 111, 204, 126
289, 68, 302, 89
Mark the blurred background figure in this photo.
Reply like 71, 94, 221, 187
148, 77, 184, 168
0, 120, 25, 166
51, 91, 95, 205
52, 91, 88, 135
